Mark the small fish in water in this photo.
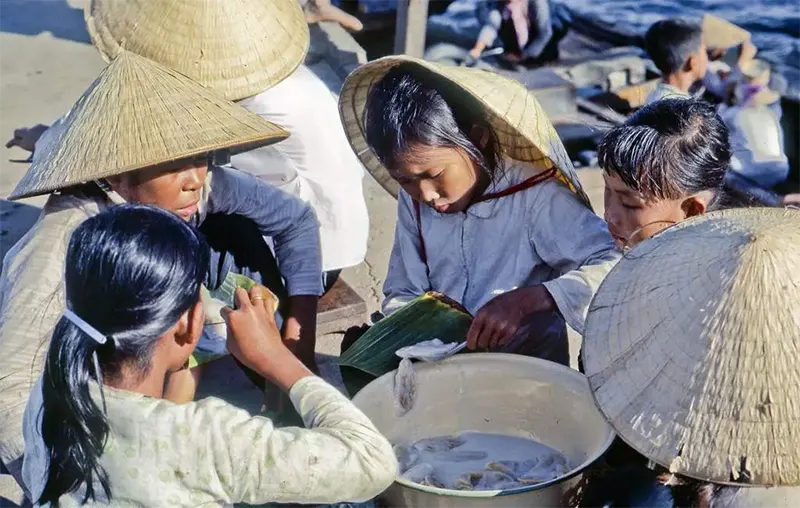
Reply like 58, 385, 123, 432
486, 458, 540, 478
475, 470, 519, 491
420, 474, 446, 489
435, 450, 489, 462
454, 471, 483, 490
393, 358, 416, 416
400, 462, 434, 483
413, 435, 466, 453
393, 444, 420, 472
517, 453, 571, 484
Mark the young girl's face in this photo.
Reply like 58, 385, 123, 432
603, 173, 687, 248
390, 144, 485, 214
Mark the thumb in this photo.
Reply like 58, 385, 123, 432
466, 317, 484, 350
220, 306, 234, 324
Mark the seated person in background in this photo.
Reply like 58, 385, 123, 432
704, 39, 758, 103
719, 59, 790, 189
468, 0, 553, 65
600, 98, 733, 250
644, 18, 708, 103
0, 52, 322, 489
22, 204, 396, 507
340, 57, 620, 365
701, 14, 757, 103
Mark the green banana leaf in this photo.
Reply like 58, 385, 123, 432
209, 272, 259, 306
338, 292, 473, 380
190, 273, 261, 367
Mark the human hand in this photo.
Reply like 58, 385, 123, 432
466, 286, 556, 350
223, 287, 312, 389
5, 124, 48, 152
303, 0, 363, 31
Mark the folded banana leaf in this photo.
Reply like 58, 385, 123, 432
190, 273, 273, 367
338, 292, 472, 379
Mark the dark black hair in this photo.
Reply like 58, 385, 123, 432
363, 63, 504, 179
38, 204, 209, 505
579, 465, 674, 507
598, 98, 731, 205
645, 18, 704, 76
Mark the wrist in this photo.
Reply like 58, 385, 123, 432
251, 346, 313, 392
518, 285, 557, 315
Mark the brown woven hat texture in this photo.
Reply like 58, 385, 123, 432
338, 55, 589, 206
703, 14, 751, 51
583, 207, 800, 486
10, 51, 288, 201
85, 0, 309, 101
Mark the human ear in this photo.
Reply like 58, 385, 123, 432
173, 300, 204, 347
469, 124, 490, 150
681, 195, 708, 218
186, 300, 204, 346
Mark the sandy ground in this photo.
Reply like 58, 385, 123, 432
0, 1, 606, 502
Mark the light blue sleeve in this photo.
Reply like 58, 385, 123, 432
382, 191, 431, 315
528, 181, 621, 334
205, 166, 323, 296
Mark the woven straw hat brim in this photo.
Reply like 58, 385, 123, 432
703, 14, 750, 51
583, 207, 800, 486
338, 56, 589, 206
9, 51, 288, 201
738, 60, 781, 106
85, 0, 309, 101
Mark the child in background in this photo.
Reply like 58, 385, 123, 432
600, 98, 732, 249
645, 19, 708, 103
22, 204, 396, 507
340, 57, 619, 365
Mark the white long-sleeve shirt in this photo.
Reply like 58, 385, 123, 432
0, 166, 322, 472
231, 64, 370, 272
720, 102, 790, 189
22, 376, 397, 506
383, 161, 620, 335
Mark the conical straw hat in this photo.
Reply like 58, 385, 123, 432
703, 14, 750, 51
85, 0, 309, 101
338, 56, 589, 205
9, 51, 288, 201
583, 207, 800, 486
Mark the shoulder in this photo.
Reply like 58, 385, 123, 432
3, 192, 99, 281
242, 65, 331, 108
106, 388, 249, 433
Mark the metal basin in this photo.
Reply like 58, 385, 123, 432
352, 353, 615, 507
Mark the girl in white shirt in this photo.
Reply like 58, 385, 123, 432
23, 204, 396, 507
340, 57, 619, 364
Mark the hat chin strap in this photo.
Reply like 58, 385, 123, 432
94, 179, 127, 205
622, 220, 678, 253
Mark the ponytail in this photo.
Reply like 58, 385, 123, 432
38, 318, 111, 505
35, 203, 209, 505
